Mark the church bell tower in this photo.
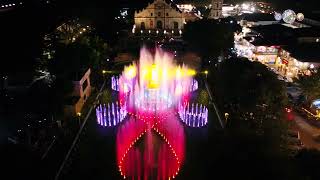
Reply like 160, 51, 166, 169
209, 0, 223, 19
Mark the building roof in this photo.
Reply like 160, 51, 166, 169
283, 43, 320, 62
239, 13, 276, 22
244, 36, 288, 47
293, 27, 320, 37
135, 0, 182, 13
250, 24, 294, 44
304, 12, 320, 22
250, 24, 293, 34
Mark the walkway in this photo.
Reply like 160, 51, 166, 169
203, 79, 225, 128
293, 113, 320, 150
54, 79, 106, 180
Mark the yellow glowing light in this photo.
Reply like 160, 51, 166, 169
125, 66, 137, 79
148, 64, 159, 88
204, 70, 208, 75
187, 69, 196, 76
123, 62, 196, 90
176, 68, 182, 78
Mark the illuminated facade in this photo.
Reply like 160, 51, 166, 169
276, 48, 319, 79
134, 0, 185, 31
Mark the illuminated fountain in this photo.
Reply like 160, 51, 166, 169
95, 47, 208, 179
117, 47, 197, 115
111, 76, 120, 91
178, 102, 208, 127
96, 102, 127, 127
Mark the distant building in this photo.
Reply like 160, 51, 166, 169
277, 43, 320, 78
236, 24, 320, 80
177, 4, 202, 22
64, 68, 91, 116
222, 4, 240, 17
134, 0, 185, 31
239, 13, 279, 27
209, 0, 223, 19
182, 11, 201, 22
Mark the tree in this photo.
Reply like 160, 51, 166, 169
208, 58, 290, 151
46, 33, 109, 117
210, 58, 288, 115
197, 58, 308, 180
183, 19, 236, 63
78, 35, 109, 71
295, 69, 320, 102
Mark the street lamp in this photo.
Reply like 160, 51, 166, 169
77, 112, 82, 127
204, 70, 208, 78
102, 70, 107, 79
224, 112, 229, 124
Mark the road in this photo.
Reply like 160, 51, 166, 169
204, 79, 225, 128
293, 113, 320, 150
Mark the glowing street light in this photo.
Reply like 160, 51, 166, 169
224, 113, 229, 124
204, 70, 208, 78
102, 70, 107, 79
77, 112, 82, 127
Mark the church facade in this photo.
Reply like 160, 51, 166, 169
134, 0, 185, 31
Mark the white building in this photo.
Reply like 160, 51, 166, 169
134, 0, 185, 31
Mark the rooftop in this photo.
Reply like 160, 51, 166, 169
243, 36, 283, 46
239, 13, 276, 22
293, 27, 320, 37
284, 43, 320, 62
135, 0, 182, 13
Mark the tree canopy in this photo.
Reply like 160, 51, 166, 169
295, 69, 320, 102
210, 58, 288, 115
183, 19, 238, 61
208, 58, 290, 152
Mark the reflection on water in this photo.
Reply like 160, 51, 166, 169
116, 111, 185, 180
